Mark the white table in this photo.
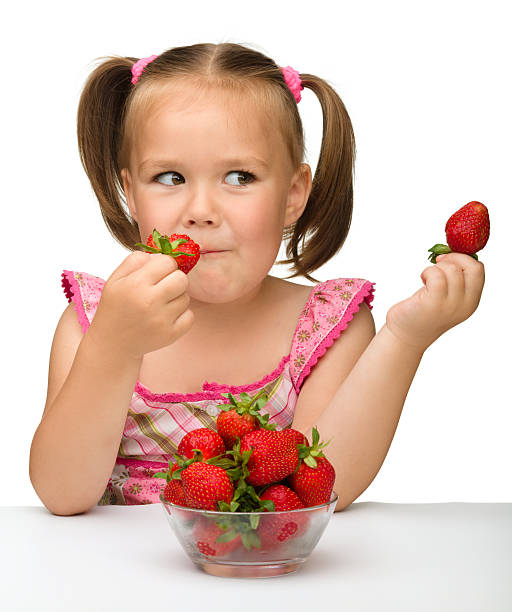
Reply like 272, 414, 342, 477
1, 503, 511, 611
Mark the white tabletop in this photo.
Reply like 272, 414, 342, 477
1, 502, 511, 611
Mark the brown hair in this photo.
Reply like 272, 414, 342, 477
77, 42, 355, 283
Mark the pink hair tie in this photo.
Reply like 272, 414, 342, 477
131, 54, 159, 85
280, 66, 304, 103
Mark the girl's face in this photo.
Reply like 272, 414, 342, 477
121, 82, 311, 305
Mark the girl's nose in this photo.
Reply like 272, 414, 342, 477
183, 187, 221, 226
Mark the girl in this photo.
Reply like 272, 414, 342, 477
29, 42, 485, 515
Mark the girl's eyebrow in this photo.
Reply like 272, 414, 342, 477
139, 156, 269, 171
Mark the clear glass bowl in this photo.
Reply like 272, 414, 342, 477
160, 491, 338, 578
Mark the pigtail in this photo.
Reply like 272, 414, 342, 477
76, 56, 140, 250
278, 74, 356, 283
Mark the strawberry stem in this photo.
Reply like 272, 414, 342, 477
427, 243, 452, 264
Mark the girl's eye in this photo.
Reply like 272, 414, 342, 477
154, 171, 184, 186
225, 171, 255, 186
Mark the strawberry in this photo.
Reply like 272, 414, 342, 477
163, 478, 187, 506
257, 485, 309, 550
428, 201, 490, 263
216, 389, 276, 450
280, 428, 309, 447
180, 461, 234, 511
238, 429, 300, 486
192, 516, 242, 558
135, 228, 201, 274
154, 461, 191, 520
177, 428, 226, 462
286, 427, 336, 507
259, 484, 305, 511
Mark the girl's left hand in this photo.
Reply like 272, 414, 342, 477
385, 253, 486, 352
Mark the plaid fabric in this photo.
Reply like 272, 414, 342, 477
61, 270, 375, 505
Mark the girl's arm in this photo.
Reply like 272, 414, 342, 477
29, 304, 143, 516
301, 252, 485, 512
303, 324, 423, 511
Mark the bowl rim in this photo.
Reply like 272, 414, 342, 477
159, 490, 338, 515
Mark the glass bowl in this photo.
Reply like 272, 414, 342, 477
159, 491, 338, 578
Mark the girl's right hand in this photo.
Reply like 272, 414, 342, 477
87, 251, 194, 360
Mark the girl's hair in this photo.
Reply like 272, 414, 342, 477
77, 42, 355, 283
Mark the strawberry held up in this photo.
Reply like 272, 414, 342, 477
428, 201, 490, 263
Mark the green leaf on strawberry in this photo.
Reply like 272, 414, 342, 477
153, 471, 169, 480
215, 528, 241, 543
296, 427, 333, 469
241, 530, 262, 550
218, 389, 277, 431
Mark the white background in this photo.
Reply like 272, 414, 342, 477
1, 0, 509, 506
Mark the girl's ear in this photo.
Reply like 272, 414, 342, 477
121, 168, 138, 222
284, 163, 312, 228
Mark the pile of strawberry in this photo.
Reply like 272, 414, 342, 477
154, 389, 336, 555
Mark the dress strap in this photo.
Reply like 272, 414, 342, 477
289, 278, 376, 392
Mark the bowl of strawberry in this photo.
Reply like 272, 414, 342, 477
155, 390, 338, 578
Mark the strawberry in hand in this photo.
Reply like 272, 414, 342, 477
428, 201, 490, 263
135, 229, 201, 274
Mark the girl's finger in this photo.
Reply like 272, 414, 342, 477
108, 251, 150, 282
421, 264, 448, 300
463, 259, 485, 313
437, 260, 465, 305
131, 252, 178, 286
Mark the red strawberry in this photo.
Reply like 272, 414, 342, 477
135, 228, 201, 273
180, 461, 234, 511
259, 484, 305, 511
178, 428, 226, 462
163, 479, 186, 506
428, 201, 490, 263
280, 428, 309, 447
239, 429, 299, 486
286, 428, 336, 507
216, 390, 276, 450
257, 485, 309, 550
154, 461, 190, 520
192, 516, 242, 558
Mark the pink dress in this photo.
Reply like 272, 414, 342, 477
61, 270, 376, 505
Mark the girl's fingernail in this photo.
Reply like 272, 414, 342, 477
437, 254, 447, 260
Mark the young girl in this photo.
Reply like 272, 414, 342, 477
29, 42, 485, 515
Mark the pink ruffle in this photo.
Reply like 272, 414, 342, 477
61, 270, 91, 334
134, 354, 291, 402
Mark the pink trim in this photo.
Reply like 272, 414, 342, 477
203, 354, 291, 392
115, 456, 170, 469
61, 271, 90, 334
134, 354, 291, 402
295, 281, 376, 391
